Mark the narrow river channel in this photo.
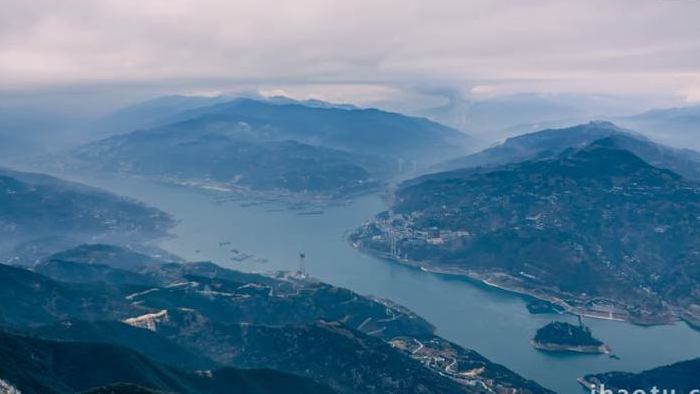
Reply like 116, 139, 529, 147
63, 172, 700, 393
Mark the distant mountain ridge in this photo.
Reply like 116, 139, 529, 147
616, 104, 700, 151
95, 95, 233, 138
72, 97, 472, 197
76, 134, 382, 195
435, 121, 700, 181
165, 98, 472, 161
99, 95, 360, 138
416, 93, 646, 140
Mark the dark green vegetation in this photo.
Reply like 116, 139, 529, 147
581, 358, 700, 393
46, 244, 169, 270
0, 168, 171, 266
73, 98, 472, 196
352, 132, 700, 326
532, 322, 607, 354
0, 244, 552, 394
436, 121, 700, 181
29, 320, 215, 370
0, 329, 333, 394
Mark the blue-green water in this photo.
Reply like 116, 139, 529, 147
66, 173, 700, 393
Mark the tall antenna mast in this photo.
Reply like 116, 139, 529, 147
387, 229, 398, 258
298, 252, 307, 278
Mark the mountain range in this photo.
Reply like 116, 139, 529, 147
435, 121, 700, 181
153, 98, 472, 162
71, 98, 472, 197
4, 92, 698, 391
617, 104, 700, 151
0, 244, 552, 394
95, 95, 360, 139
416, 93, 648, 140
94, 95, 233, 138
352, 123, 700, 326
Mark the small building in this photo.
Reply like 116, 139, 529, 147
427, 227, 440, 238
427, 237, 444, 245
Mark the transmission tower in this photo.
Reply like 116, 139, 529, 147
298, 252, 307, 278
388, 229, 398, 258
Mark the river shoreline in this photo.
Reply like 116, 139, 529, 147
30, 171, 700, 394
530, 340, 611, 355
350, 242, 692, 328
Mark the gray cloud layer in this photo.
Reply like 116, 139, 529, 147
1, 0, 700, 106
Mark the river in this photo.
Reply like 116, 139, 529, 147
61, 172, 700, 393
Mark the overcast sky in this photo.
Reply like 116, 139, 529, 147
1, 0, 700, 110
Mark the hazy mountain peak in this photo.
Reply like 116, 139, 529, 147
263, 95, 359, 110
615, 104, 700, 151
433, 121, 700, 182
71, 98, 474, 199
505, 120, 628, 144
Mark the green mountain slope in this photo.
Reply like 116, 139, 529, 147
353, 141, 700, 325
0, 329, 333, 394
581, 358, 700, 393
0, 244, 552, 393
0, 168, 171, 266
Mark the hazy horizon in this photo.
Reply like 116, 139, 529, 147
1, 0, 700, 117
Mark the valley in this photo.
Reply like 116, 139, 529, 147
45, 168, 700, 394
3, 100, 700, 394
3, 3, 700, 392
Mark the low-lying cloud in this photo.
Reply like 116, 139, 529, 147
1, 0, 699, 107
